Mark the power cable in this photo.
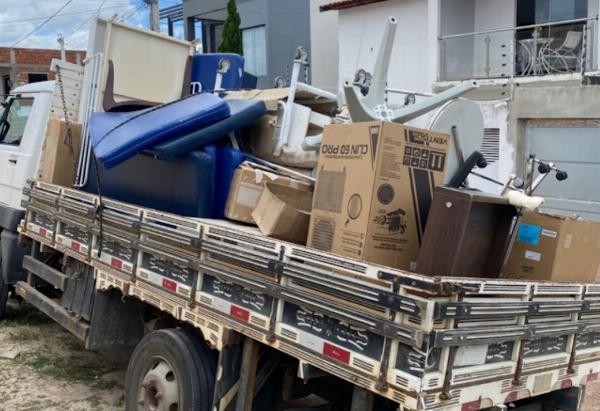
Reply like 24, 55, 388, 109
63, 0, 109, 39
67, 3, 141, 48
11, 0, 75, 47
0, 4, 133, 27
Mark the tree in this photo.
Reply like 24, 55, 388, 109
218, 0, 243, 55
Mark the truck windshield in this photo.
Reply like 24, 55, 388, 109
0, 97, 34, 146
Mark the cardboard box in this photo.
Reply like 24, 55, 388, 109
225, 162, 313, 224
252, 183, 313, 244
307, 121, 449, 270
503, 211, 600, 282
38, 119, 81, 186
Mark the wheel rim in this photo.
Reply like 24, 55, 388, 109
138, 357, 180, 411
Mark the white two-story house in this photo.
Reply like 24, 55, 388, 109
315, 0, 600, 220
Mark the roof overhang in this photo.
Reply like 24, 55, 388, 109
320, 0, 388, 12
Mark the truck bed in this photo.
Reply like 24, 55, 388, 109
18, 180, 600, 411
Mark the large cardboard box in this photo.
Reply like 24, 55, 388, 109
252, 183, 313, 244
224, 162, 313, 224
38, 119, 81, 186
503, 211, 600, 282
307, 121, 449, 270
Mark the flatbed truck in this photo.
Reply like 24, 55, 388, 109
1, 21, 599, 411
6, 178, 600, 411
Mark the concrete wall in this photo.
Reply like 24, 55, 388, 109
182, 0, 227, 21
337, 0, 431, 100
266, 0, 311, 88
310, 0, 339, 93
508, 85, 600, 174
440, 0, 475, 36
182, 0, 311, 89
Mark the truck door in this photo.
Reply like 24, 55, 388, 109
0, 96, 35, 208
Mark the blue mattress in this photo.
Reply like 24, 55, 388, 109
213, 146, 246, 219
84, 151, 215, 217
84, 146, 246, 218
191, 53, 244, 92
90, 93, 230, 169
148, 99, 266, 161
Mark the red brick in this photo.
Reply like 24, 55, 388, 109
0, 47, 86, 87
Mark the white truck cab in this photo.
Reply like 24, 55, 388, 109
0, 81, 53, 213
0, 81, 53, 311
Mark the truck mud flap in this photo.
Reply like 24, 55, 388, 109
1, 230, 30, 284
86, 288, 144, 350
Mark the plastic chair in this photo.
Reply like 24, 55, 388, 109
540, 31, 582, 73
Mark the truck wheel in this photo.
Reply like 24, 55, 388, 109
125, 328, 216, 411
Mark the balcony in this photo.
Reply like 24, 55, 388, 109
438, 16, 599, 85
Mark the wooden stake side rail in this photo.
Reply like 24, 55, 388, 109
17, 180, 600, 411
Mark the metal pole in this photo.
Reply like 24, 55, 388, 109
57, 34, 66, 61
234, 337, 259, 411
581, 23, 588, 84
484, 35, 491, 78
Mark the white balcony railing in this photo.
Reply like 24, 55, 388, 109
439, 17, 598, 82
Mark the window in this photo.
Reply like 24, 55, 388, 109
201, 20, 224, 53
27, 73, 48, 83
518, 0, 587, 26
535, 0, 587, 23
243, 26, 267, 77
0, 97, 34, 146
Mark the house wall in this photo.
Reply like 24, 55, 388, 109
310, 0, 339, 93
337, 0, 431, 101
0, 47, 84, 93
182, 0, 310, 89
182, 0, 227, 21
266, 0, 312, 87
505, 86, 600, 218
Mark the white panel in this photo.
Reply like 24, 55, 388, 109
100, 18, 193, 104
310, 0, 339, 93
337, 0, 431, 102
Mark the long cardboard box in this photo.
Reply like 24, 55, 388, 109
307, 121, 449, 270
38, 119, 81, 186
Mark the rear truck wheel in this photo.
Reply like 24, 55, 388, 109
125, 328, 216, 411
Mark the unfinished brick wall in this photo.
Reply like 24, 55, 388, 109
0, 47, 86, 88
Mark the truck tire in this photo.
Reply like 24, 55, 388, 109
125, 328, 216, 411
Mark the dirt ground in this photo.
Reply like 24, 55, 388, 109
2, 299, 600, 411
0, 300, 129, 411
581, 381, 600, 411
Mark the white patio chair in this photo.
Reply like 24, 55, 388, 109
540, 31, 582, 73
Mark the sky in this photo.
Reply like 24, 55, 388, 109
0, 0, 183, 51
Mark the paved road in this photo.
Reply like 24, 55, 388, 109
582, 381, 600, 411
